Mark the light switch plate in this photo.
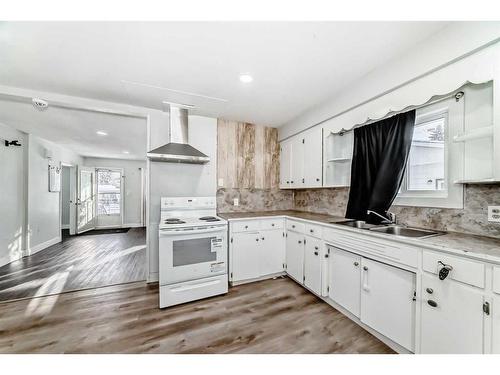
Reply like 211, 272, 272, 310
488, 206, 500, 223
233, 198, 239, 206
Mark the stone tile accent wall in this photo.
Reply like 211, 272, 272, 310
217, 119, 291, 212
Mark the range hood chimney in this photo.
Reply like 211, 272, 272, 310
146, 103, 209, 164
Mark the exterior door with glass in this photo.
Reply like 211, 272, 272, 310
76, 166, 96, 234
96, 168, 123, 228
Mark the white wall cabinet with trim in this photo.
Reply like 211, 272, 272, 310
229, 219, 285, 284
279, 127, 323, 189
323, 128, 354, 187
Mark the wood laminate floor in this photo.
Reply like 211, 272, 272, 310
0, 228, 146, 302
0, 277, 395, 354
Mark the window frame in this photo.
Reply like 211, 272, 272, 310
394, 96, 464, 209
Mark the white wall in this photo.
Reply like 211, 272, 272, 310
0, 122, 27, 267
27, 135, 83, 254
84, 157, 146, 227
280, 22, 500, 139
147, 115, 217, 281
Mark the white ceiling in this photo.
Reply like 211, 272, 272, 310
0, 99, 147, 160
0, 22, 451, 128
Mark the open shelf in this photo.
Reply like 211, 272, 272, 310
327, 157, 352, 162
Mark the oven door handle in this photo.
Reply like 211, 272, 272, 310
160, 227, 225, 236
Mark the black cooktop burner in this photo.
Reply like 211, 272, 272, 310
165, 218, 186, 224
199, 216, 220, 222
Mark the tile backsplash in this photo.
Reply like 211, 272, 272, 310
294, 185, 500, 238
217, 188, 294, 213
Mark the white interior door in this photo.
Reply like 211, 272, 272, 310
68, 166, 77, 235
76, 166, 96, 234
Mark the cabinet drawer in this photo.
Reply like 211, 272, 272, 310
305, 223, 322, 238
260, 218, 284, 230
493, 266, 500, 294
287, 220, 305, 233
422, 251, 485, 288
231, 220, 260, 233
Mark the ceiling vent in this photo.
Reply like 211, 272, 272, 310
32, 98, 49, 111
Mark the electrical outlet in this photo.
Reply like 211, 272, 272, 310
233, 198, 239, 206
488, 206, 500, 223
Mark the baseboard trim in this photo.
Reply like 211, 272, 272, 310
28, 236, 61, 256
61, 224, 70, 229
0, 251, 23, 268
148, 272, 159, 283
123, 223, 144, 228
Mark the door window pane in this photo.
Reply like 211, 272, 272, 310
407, 118, 445, 191
97, 169, 121, 215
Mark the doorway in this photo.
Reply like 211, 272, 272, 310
96, 168, 124, 228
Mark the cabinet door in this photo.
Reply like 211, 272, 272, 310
259, 229, 285, 276
420, 273, 484, 354
360, 258, 416, 351
231, 232, 260, 282
492, 294, 500, 354
290, 136, 304, 188
304, 236, 322, 295
286, 231, 304, 283
279, 140, 292, 189
328, 247, 361, 317
303, 127, 323, 187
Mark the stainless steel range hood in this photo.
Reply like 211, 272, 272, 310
147, 104, 209, 164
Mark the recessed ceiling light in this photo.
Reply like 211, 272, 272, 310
96, 131, 107, 136
239, 74, 253, 83
123, 151, 130, 154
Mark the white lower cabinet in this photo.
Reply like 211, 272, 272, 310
259, 229, 286, 276
232, 232, 260, 282
360, 258, 416, 351
492, 294, 500, 354
328, 247, 361, 317
420, 273, 484, 354
304, 236, 322, 295
286, 230, 305, 283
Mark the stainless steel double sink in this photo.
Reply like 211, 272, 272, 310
331, 220, 442, 239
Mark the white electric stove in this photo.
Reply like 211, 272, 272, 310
158, 197, 228, 308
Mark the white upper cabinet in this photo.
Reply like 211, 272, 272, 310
290, 136, 305, 188
279, 140, 292, 188
303, 127, 323, 187
279, 127, 323, 189
323, 128, 353, 187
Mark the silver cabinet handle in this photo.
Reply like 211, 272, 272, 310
426, 288, 433, 294
353, 262, 359, 267
363, 266, 368, 271
314, 251, 319, 256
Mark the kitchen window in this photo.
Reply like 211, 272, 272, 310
394, 95, 464, 209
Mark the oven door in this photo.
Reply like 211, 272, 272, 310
159, 226, 227, 285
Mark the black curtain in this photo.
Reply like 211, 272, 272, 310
345, 110, 416, 224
